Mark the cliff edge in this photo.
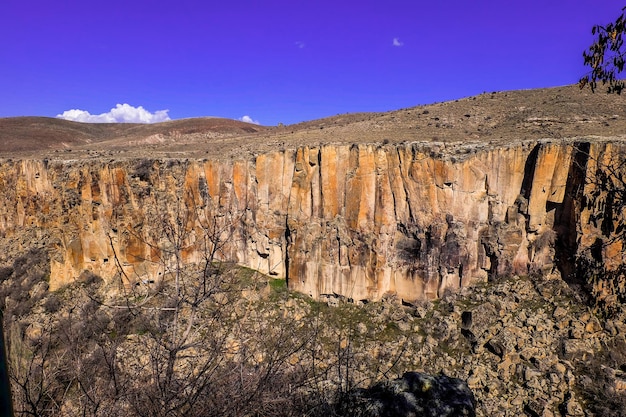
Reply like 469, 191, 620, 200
1, 85, 625, 306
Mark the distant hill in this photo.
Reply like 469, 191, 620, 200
0, 116, 267, 153
2, 85, 626, 159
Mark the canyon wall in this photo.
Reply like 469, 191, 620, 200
0, 139, 624, 302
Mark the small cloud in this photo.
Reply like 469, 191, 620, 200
295, 41, 305, 49
393, 37, 404, 47
57, 104, 170, 123
239, 115, 260, 125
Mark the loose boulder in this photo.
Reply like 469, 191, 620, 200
335, 372, 476, 417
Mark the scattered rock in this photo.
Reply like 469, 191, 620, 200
336, 372, 476, 417
485, 339, 506, 359
524, 398, 546, 417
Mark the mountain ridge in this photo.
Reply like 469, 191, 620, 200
3, 84, 626, 160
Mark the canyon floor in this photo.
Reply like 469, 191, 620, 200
1, 250, 625, 416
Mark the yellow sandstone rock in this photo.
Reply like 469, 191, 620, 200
0, 140, 624, 302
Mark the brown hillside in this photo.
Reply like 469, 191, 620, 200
0, 116, 267, 155
2, 85, 626, 159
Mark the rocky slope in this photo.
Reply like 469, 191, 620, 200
2, 248, 624, 416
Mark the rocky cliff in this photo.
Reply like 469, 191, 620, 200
1, 137, 624, 303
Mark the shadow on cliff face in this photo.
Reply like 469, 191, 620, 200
520, 143, 541, 202
551, 142, 590, 291
550, 141, 626, 315
0, 248, 50, 317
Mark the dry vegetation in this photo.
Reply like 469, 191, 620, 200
3, 85, 626, 161
3, 246, 626, 416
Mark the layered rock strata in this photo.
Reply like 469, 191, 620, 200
0, 139, 624, 302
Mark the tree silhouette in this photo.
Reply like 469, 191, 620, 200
580, 7, 626, 93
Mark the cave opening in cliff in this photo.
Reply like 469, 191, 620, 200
520, 143, 541, 201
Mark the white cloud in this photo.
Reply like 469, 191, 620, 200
393, 37, 404, 47
295, 41, 305, 49
57, 104, 171, 123
239, 115, 260, 125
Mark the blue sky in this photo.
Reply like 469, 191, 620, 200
0, 1, 622, 126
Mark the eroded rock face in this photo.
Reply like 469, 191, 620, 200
0, 139, 624, 302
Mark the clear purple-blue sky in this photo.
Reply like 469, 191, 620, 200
0, 0, 622, 125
